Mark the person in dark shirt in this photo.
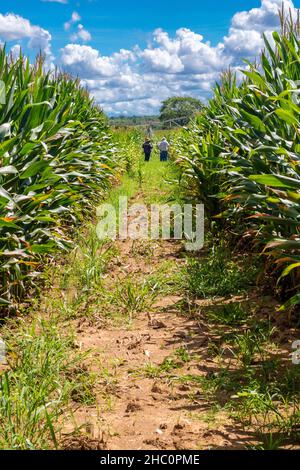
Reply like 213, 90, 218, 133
142, 138, 153, 162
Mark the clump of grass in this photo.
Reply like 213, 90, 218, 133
139, 359, 179, 379
0, 317, 89, 449
59, 227, 118, 296
175, 347, 191, 364
224, 321, 275, 368
146, 260, 184, 297
69, 367, 97, 406
137, 348, 191, 379
103, 276, 159, 321
232, 331, 265, 367
42, 224, 121, 322
231, 386, 300, 449
186, 246, 260, 299
177, 368, 241, 401
206, 303, 250, 326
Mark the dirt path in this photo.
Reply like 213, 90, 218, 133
57, 152, 297, 451
54, 151, 300, 451
61, 230, 253, 450
55, 150, 266, 451
1, 143, 299, 451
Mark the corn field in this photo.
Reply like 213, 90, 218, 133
0, 50, 119, 312
175, 18, 300, 311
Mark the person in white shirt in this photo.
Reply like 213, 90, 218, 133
158, 137, 170, 162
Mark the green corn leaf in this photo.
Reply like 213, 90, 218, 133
20, 161, 50, 180
280, 262, 300, 279
250, 174, 300, 189
275, 108, 298, 125
240, 110, 266, 132
279, 294, 300, 311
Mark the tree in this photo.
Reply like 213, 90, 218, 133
159, 96, 203, 127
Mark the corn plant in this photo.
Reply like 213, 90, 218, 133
175, 17, 300, 310
0, 49, 120, 311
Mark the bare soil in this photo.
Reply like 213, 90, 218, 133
60, 235, 263, 450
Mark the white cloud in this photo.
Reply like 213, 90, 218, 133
231, 0, 294, 32
59, 27, 230, 115
71, 24, 92, 42
64, 11, 91, 43
141, 48, 184, 73
139, 28, 229, 75
60, 1, 300, 115
64, 12, 81, 31
0, 13, 54, 66
223, 0, 296, 60
10, 44, 21, 60
223, 29, 265, 60
3, 1, 299, 116
60, 44, 116, 77
42, 0, 68, 4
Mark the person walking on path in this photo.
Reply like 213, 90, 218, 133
158, 137, 170, 162
142, 138, 153, 162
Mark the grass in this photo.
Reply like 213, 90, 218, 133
69, 367, 97, 407
140, 156, 182, 205
175, 356, 300, 448
205, 303, 250, 326
59, 228, 118, 295
170, 234, 300, 449
1, 122, 299, 451
175, 346, 191, 363
137, 359, 180, 379
0, 316, 92, 449
136, 347, 192, 379
145, 260, 184, 296
186, 246, 260, 298
102, 276, 160, 322
41, 224, 119, 323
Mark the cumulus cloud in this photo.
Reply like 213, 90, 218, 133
0, 13, 54, 66
71, 24, 92, 42
59, 0, 299, 115
64, 11, 91, 43
139, 28, 229, 75
223, 0, 296, 60
10, 44, 21, 60
64, 12, 81, 31
60, 44, 116, 78
3, 1, 299, 115
231, 0, 294, 32
60, 26, 233, 115
0, 13, 50, 43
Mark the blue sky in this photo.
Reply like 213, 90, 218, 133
0, 1, 299, 115
0, 1, 266, 54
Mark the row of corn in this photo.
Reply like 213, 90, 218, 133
0, 50, 119, 312
175, 19, 300, 310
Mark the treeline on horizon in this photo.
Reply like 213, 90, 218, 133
109, 97, 204, 129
